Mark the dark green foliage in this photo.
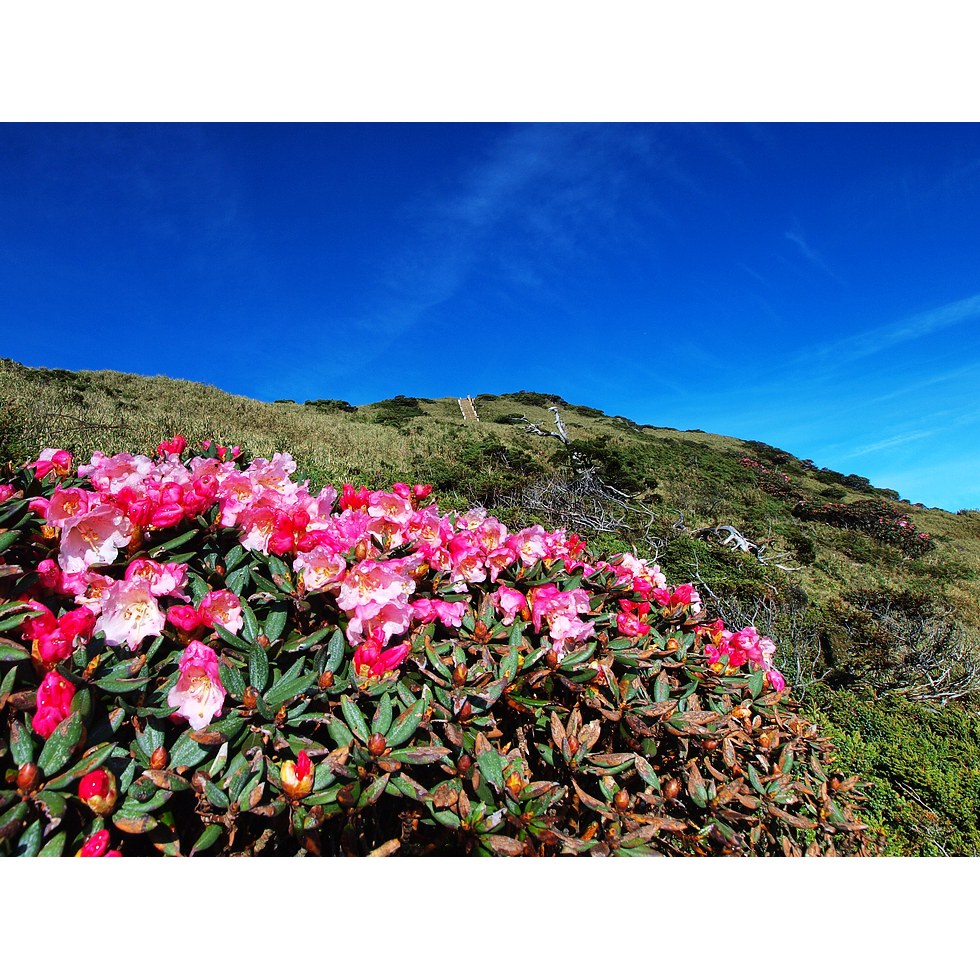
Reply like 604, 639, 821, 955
305, 398, 357, 414
498, 391, 569, 409
810, 684, 980, 855
560, 438, 653, 495
373, 395, 425, 427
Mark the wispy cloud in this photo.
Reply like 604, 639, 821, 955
841, 429, 936, 459
807, 292, 980, 365
784, 230, 844, 284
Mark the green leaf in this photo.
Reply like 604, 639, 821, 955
150, 528, 199, 557
9, 719, 34, 766
16, 819, 43, 856
747, 669, 765, 698
37, 710, 83, 777
225, 565, 251, 595
44, 742, 117, 790
325, 715, 354, 748
653, 671, 670, 703
0, 530, 20, 554
386, 697, 426, 748
341, 695, 371, 745
633, 754, 661, 791
0, 642, 31, 663
190, 824, 223, 855
214, 622, 253, 653
38, 831, 67, 857
324, 629, 346, 673
474, 733, 504, 792
95, 675, 152, 693
371, 692, 393, 736
241, 600, 259, 644
263, 607, 289, 644
0, 801, 28, 841
219, 662, 246, 700
265, 657, 306, 703
283, 627, 331, 654
248, 645, 270, 692
746, 764, 766, 795
169, 730, 210, 771
223, 544, 247, 572
204, 778, 230, 809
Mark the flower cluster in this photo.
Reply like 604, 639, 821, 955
0, 435, 822, 858
793, 498, 934, 558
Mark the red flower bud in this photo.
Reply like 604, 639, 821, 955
149, 747, 169, 770
281, 752, 315, 800
367, 733, 387, 757
78, 768, 118, 816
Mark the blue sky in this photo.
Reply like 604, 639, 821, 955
2, 122, 980, 510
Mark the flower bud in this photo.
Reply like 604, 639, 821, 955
149, 747, 169, 770
318, 670, 334, 690
663, 777, 681, 800
451, 663, 468, 686
78, 768, 118, 816
17, 762, 39, 793
275, 705, 288, 726
191, 771, 209, 795
565, 735, 580, 758
545, 649, 560, 669
456, 700, 473, 722
457, 754, 473, 776
367, 733, 387, 757
665, 638, 680, 652
613, 789, 630, 811
243, 686, 258, 710
354, 540, 369, 561
257, 634, 270, 649
281, 751, 315, 800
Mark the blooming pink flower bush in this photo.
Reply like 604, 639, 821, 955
0, 437, 869, 857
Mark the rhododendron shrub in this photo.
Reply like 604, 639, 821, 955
0, 439, 872, 856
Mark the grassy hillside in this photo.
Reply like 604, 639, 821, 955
4, 355, 980, 854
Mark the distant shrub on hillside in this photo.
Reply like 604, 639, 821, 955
374, 395, 424, 427
500, 391, 569, 409
305, 398, 357, 414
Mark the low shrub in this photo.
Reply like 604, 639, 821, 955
0, 439, 872, 856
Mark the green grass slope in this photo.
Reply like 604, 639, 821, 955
3, 356, 980, 853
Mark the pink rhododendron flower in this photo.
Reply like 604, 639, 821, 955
45, 485, 97, 528
293, 546, 346, 593
27, 448, 73, 479
96, 579, 166, 650
490, 586, 528, 625
337, 560, 416, 620
167, 640, 227, 731
124, 558, 188, 598
0, 484, 14, 504
353, 628, 412, 680
77, 829, 121, 857
166, 604, 206, 634
20, 600, 58, 642
156, 434, 187, 457
33, 671, 76, 738
411, 598, 468, 629
58, 503, 134, 573
198, 589, 243, 635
